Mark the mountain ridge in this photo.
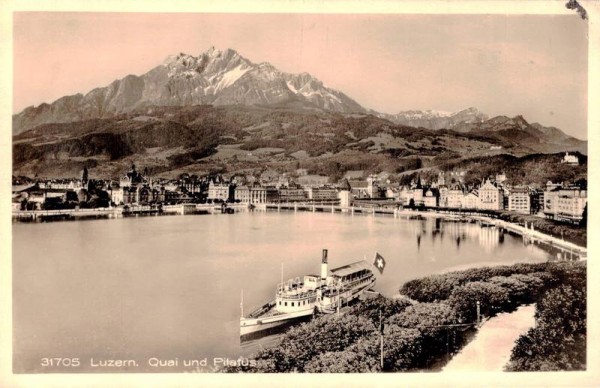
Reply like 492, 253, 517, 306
13, 47, 367, 135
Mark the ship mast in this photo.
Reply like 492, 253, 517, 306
240, 289, 244, 318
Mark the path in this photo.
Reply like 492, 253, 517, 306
443, 304, 536, 372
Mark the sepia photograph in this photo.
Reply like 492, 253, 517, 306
2, 0, 599, 386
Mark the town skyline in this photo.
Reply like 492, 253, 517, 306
13, 13, 588, 139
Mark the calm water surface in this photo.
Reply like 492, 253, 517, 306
13, 211, 550, 372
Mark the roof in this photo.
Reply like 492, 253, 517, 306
12, 184, 37, 193
349, 180, 368, 189
331, 260, 372, 277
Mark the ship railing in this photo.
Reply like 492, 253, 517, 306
276, 290, 317, 300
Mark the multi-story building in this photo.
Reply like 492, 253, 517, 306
508, 187, 531, 214
109, 185, 124, 205
208, 182, 231, 202
544, 187, 587, 222
412, 188, 424, 206
278, 183, 306, 202
463, 190, 479, 209
305, 186, 339, 201
447, 186, 464, 208
235, 185, 267, 204
478, 179, 504, 210
349, 180, 370, 199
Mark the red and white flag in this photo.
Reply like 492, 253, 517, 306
373, 252, 386, 274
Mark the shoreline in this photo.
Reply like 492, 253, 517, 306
12, 203, 587, 255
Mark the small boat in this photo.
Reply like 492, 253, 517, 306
240, 249, 377, 341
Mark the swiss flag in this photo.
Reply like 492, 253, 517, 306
373, 252, 386, 274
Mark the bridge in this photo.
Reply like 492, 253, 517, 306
258, 202, 404, 217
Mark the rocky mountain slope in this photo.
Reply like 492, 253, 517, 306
13, 47, 366, 135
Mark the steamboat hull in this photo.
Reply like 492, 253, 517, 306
240, 308, 314, 341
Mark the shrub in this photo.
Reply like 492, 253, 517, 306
447, 281, 510, 322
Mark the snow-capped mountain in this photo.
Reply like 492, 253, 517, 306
376, 107, 488, 130
13, 47, 366, 134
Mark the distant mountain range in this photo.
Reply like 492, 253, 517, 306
12, 47, 587, 179
375, 107, 489, 130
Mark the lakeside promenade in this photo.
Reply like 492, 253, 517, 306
13, 201, 586, 256
443, 304, 536, 372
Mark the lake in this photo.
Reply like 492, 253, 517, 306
12, 211, 550, 372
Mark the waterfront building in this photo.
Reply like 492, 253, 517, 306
447, 186, 464, 208
508, 187, 531, 214
265, 186, 280, 203
544, 186, 587, 222
235, 184, 267, 204
556, 192, 587, 222
208, 181, 231, 202
181, 179, 202, 194
463, 190, 479, 209
412, 187, 424, 206
385, 186, 400, 200
397, 186, 412, 206
278, 182, 306, 202
122, 186, 138, 204
478, 179, 504, 210
349, 180, 369, 199
305, 186, 339, 201
109, 184, 124, 205
338, 190, 354, 207
235, 186, 250, 203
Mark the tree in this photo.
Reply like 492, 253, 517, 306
82, 166, 88, 183
447, 281, 510, 322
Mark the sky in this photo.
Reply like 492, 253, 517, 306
13, 13, 589, 139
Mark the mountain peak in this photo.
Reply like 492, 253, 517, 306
13, 46, 367, 134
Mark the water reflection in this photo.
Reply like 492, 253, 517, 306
413, 218, 511, 254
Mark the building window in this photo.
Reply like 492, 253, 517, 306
291, 302, 294, 307
284, 302, 287, 306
